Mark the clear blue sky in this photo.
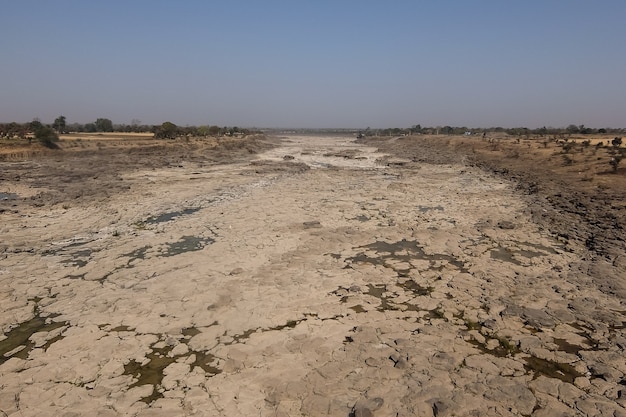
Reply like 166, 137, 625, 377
1, 1, 625, 128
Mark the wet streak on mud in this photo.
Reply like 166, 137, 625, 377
228, 318, 307, 345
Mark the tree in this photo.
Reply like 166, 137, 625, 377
154, 121, 178, 139
441, 126, 453, 135
1, 122, 27, 139
34, 126, 59, 148
94, 118, 113, 132
566, 124, 580, 134
196, 126, 210, 137
52, 116, 66, 133
30, 119, 43, 132
411, 124, 422, 134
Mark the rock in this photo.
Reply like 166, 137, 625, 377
364, 357, 380, 367
464, 355, 500, 374
303, 221, 322, 228
589, 363, 623, 382
484, 376, 536, 415
353, 406, 373, 417
394, 357, 409, 369
497, 221, 516, 230
389, 353, 408, 368
504, 306, 555, 330
352, 397, 384, 417
431, 400, 449, 417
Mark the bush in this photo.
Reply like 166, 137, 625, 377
34, 126, 59, 148
610, 155, 622, 172
612, 137, 622, 147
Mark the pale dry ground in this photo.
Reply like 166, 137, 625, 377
1, 135, 625, 417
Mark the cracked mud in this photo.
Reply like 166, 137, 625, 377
1, 135, 625, 416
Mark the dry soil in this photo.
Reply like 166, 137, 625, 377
1, 134, 625, 417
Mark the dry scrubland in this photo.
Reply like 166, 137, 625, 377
1, 133, 625, 417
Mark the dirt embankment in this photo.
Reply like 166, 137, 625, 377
363, 134, 626, 297
0, 135, 278, 210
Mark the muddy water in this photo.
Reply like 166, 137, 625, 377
0, 135, 624, 416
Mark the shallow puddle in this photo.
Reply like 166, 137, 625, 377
512, 240, 559, 255
0, 314, 68, 364
465, 337, 516, 358
490, 247, 523, 266
110, 325, 133, 332
181, 327, 202, 337
268, 319, 302, 331
397, 279, 432, 296
347, 239, 467, 274
160, 236, 215, 257
191, 351, 221, 374
523, 356, 582, 384
552, 338, 588, 354
230, 328, 259, 344
125, 345, 176, 403
352, 215, 370, 222
122, 245, 151, 265
124, 338, 221, 404
417, 205, 444, 213
145, 208, 201, 225
349, 304, 366, 313
0, 192, 18, 200
490, 243, 551, 266
366, 284, 399, 312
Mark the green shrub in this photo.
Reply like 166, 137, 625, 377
34, 126, 59, 148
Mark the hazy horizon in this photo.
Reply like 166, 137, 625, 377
2, 1, 625, 129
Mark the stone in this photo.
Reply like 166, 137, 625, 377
521, 308, 556, 329
353, 397, 384, 417
497, 221, 516, 230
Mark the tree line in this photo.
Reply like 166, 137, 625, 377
369, 124, 625, 138
0, 116, 256, 141
2, 117, 624, 143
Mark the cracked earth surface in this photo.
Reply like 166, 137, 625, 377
1, 135, 625, 416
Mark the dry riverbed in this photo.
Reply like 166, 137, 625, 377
1, 135, 625, 416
